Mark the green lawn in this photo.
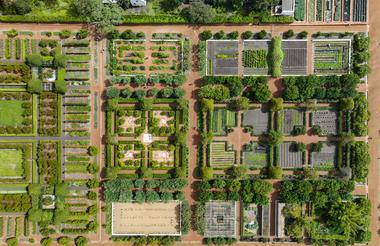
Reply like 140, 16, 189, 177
0, 149, 24, 177
0, 101, 24, 126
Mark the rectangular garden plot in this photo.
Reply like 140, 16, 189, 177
115, 142, 145, 169
242, 108, 270, 135
207, 40, 239, 76
242, 203, 260, 237
150, 40, 182, 74
241, 142, 268, 169
112, 39, 146, 76
209, 142, 236, 167
0, 92, 35, 136
204, 201, 236, 238
310, 142, 337, 170
278, 142, 303, 168
282, 40, 307, 75
281, 109, 305, 135
116, 109, 145, 137
311, 109, 338, 135
243, 40, 270, 75
211, 108, 237, 136
0, 142, 32, 183
313, 40, 351, 74
353, 0, 367, 22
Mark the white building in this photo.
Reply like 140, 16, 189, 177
131, 0, 147, 7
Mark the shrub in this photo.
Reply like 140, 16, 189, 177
88, 146, 99, 156
27, 79, 43, 94
200, 166, 213, 180
199, 30, 212, 41
198, 84, 230, 100
75, 236, 88, 246
283, 29, 294, 39
227, 31, 239, 40
26, 53, 43, 67
55, 80, 67, 94
76, 29, 89, 39
298, 31, 308, 39
213, 30, 225, 40
59, 29, 71, 39
256, 30, 267, 39
7, 29, 18, 38
267, 130, 283, 145
41, 237, 52, 246
134, 89, 146, 99
182, 1, 215, 24
268, 166, 283, 179
58, 237, 71, 246
106, 87, 120, 99
6, 237, 18, 246
242, 31, 253, 39
268, 37, 284, 77
53, 54, 67, 68
269, 97, 284, 111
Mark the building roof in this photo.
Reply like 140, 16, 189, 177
102, 0, 118, 3
282, 0, 295, 16
131, 0, 147, 7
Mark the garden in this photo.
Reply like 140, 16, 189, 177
277, 142, 304, 169
310, 142, 337, 170
242, 108, 270, 135
241, 142, 269, 169
207, 40, 239, 76
210, 108, 237, 136
353, 0, 368, 22
0, 91, 36, 136
281, 40, 307, 75
243, 40, 270, 75
209, 142, 236, 168
280, 108, 305, 135
0, 142, 32, 183
310, 109, 338, 136
313, 40, 351, 74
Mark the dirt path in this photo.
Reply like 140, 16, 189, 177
367, 0, 380, 244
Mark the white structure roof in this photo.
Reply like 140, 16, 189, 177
281, 0, 295, 16
131, 0, 147, 7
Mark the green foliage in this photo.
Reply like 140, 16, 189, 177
339, 98, 355, 111
242, 31, 253, 39
88, 146, 98, 156
199, 30, 213, 41
106, 87, 120, 99
198, 84, 230, 101
352, 94, 369, 136
243, 49, 267, 68
267, 130, 283, 145
59, 29, 71, 39
268, 166, 283, 179
53, 54, 67, 68
75, 236, 88, 246
182, 1, 215, 24
200, 166, 213, 180
26, 53, 43, 67
200, 98, 214, 112
350, 141, 370, 182
58, 237, 71, 246
269, 97, 283, 111
228, 97, 250, 111
7, 29, 18, 38
55, 80, 67, 94
27, 79, 42, 94
268, 37, 284, 77
6, 237, 18, 246
76, 29, 89, 39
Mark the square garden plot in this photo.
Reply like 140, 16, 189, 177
205, 201, 236, 238
241, 142, 269, 169
211, 108, 237, 136
112, 39, 146, 76
278, 142, 303, 169
115, 142, 145, 169
282, 40, 307, 75
242, 108, 270, 135
310, 142, 337, 170
313, 40, 351, 74
281, 109, 305, 135
0, 92, 35, 135
0, 142, 32, 182
209, 142, 236, 167
311, 109, 338, 135
243, 40, 270, 75
116, 108, 145, 137
207, 40, 239, 76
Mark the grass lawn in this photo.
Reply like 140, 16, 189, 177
0, 149, 24, 177
0, 101, 24, 126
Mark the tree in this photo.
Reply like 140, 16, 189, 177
6, 238, 18, 246
53, 54, 67, 68
227, 166, 247, 179
198, 84, 230, 100
174, 129, 187, 146
200, 132, 213, 145
228, 97, 250, 111
161, 0, 183, 11
200, 98, 214, 112
339, 98, 355, 111
88, 146, 98, 156
200, 166, 213, 180
199, 30, 213, 41
242, 31, 253, 40
173, 87, 185, 98
27, 79, 43, 94
283, 29, 294, 39
55, 80, 67, 94
58, 237, 71, 246
267, 130, 283, 145
106, 167, 119, 180
28, 184, 42, 196
268, 166, 283, 179
26, 53, 42, 67
160, 87, 174, 98
76, 29, 89, 39
182, 1, 215, 24
226, 180, 241, 192
269, 97, 283, 112
106, 87, 120, 99
75, 236, 88, 246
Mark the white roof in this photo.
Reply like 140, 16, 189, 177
281, 0, 295, 16
131, 0, 147, 7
